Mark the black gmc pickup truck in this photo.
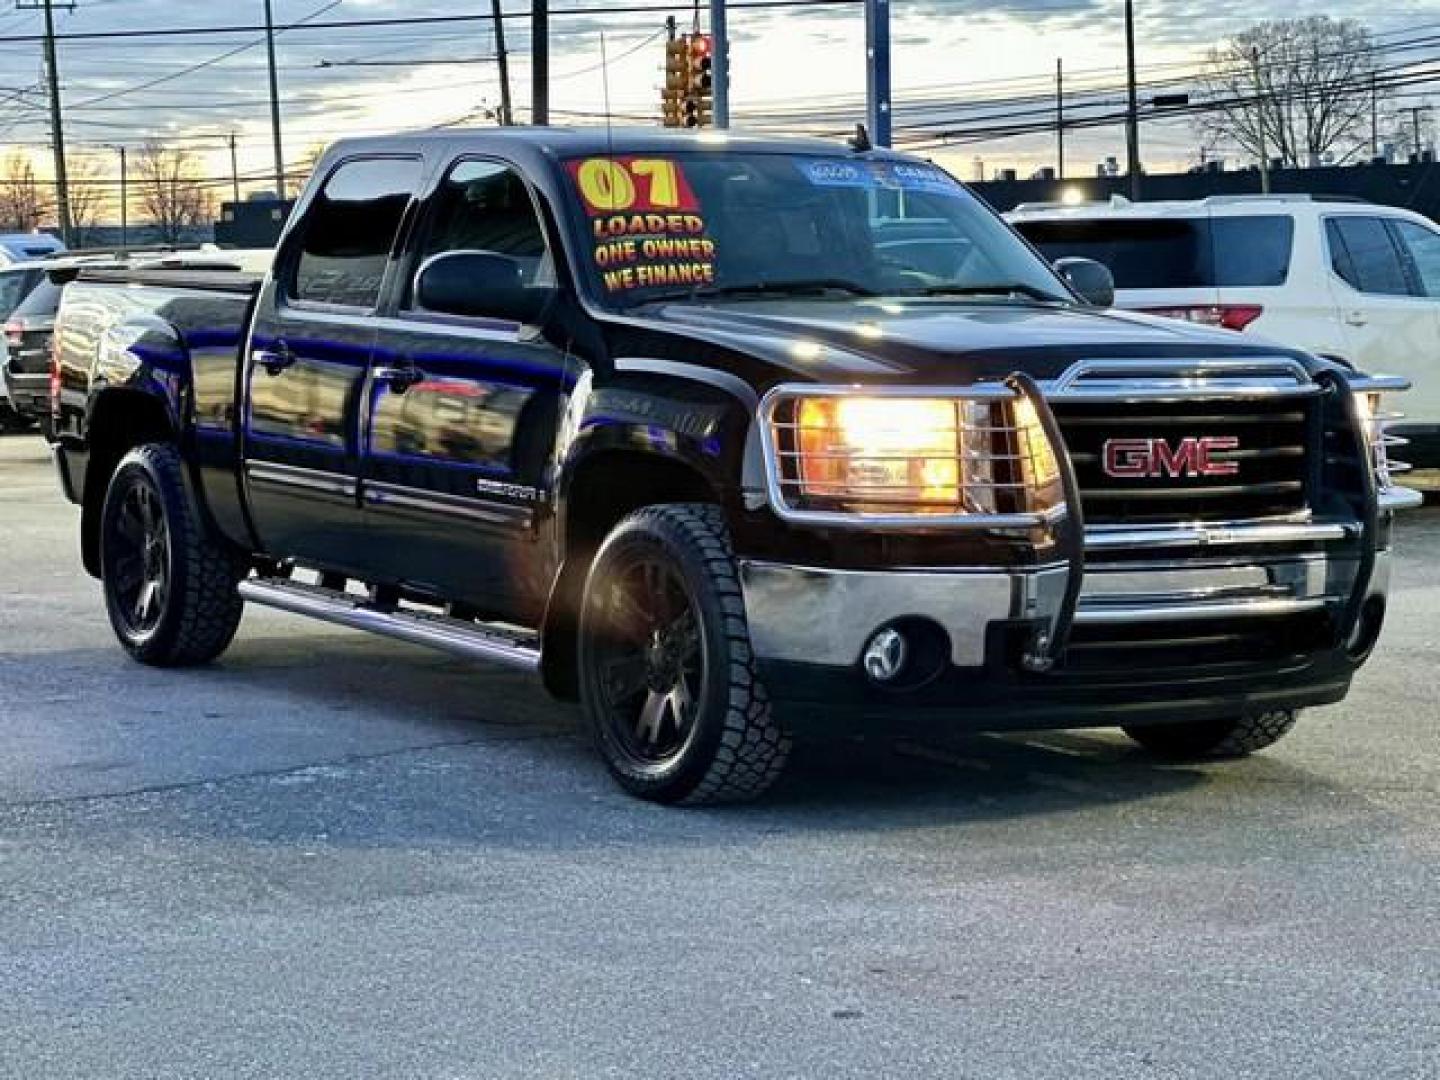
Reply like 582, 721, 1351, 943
48, 129, 1421, 804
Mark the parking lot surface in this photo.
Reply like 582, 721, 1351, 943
2, 432, 1437, 1079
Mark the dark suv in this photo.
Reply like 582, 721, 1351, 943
0, 263, 46, 430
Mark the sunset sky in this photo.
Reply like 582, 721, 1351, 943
0, 0, 1435, 212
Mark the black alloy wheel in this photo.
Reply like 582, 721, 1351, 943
578, 504, 791, 805
106, 477, 171, 639
591, 554, 705, 769
100, 443, 245, 666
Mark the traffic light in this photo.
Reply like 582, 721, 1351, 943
661, 37, 688, 128
683, 34, 714, 128
659, 33, 716, 129
687, 34, 714, 96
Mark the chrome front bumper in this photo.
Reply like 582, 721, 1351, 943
740, 540, 1392, 672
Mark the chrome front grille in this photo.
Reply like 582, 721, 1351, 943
1043, 357, 1319, 527
1052, 397, 1313, 524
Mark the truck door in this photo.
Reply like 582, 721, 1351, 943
359, 157, 567, 623
242, 155, 424, 571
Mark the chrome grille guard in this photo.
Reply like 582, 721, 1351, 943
755, 358, 1422, 674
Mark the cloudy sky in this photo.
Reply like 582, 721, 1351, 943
0, 0, 1435, 210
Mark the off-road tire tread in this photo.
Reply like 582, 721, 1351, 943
105, 443, 244, 667
586, 503, 791, 805
1123, 709, 1298, 759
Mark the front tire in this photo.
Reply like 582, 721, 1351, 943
578, 504, 790, 805
100, 443, 244, 666
1123, 710, 1299, 758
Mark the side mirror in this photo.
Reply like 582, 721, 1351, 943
415, 250, 553, 325
1053, 257, 1114, 308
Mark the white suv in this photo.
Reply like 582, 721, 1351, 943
1007, 195, 1440, 467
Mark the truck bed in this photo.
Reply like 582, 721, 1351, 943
74, 266, 264, 295
52, 269, 263, 528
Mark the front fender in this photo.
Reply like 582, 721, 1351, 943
555, 359, 761, 511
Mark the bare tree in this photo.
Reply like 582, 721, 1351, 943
66, 156, 107, 247
135, 141, 216, 244
0, 153, 51, 232
1194, 18, 1381, 168
288, 142, 329, 198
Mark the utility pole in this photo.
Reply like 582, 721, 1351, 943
228, 133, 241, 205
20, 0, 75, 245
1252, 46, 1270, 194
1123, 0, 1140, 199
263, 0, 286, 199
1055, 57, 1064, 179
1401, 105, 1433, 157
531, 0, 548, 125
1370, 74, 1379, 159
864, 0, 891, 147
710, 0, 729, 129
117, 145, 127, 248
490, 0, 513, 125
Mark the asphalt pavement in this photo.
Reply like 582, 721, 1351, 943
1, 432, 1437, 1079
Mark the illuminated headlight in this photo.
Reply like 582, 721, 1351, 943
796, 397, 965, 510
774, 392, 1064, 518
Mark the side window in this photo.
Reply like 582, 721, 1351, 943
1326, 216, 1412, 296
1392, 220, 1440, 298
406, 159, 552, 311
290, 157, 423, 309
1211, 216, 1292, 286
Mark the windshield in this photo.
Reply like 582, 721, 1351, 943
560, 152, 1069, 307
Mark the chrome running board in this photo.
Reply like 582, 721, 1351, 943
238, 578, 542, 673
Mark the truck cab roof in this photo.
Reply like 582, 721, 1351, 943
324, 126, 899, 162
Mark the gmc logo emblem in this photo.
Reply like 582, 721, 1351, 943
1102, 436, 1240, 479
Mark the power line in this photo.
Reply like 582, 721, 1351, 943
0, 0, 864, 43
66, 0, 342, 109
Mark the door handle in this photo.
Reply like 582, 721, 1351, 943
374, 365, 426, 392
1344, 311, 1369, 327
254, 343, 296, 376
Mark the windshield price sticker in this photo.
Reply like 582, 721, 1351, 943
890, 162, 964, 194
568, 156, 701, 214
796, 158, 964, 196
568, 157, 718, 293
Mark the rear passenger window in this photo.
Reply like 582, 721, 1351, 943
406, 159, 552, 310
1015, 215, 1291, 289
291, 157, 422, 309
1209, 217, 1292, 287
1326, 217, 1412, 296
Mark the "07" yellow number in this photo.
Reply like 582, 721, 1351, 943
576, 158, 683, 212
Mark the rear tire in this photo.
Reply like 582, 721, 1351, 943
100, 443, 245, 666
1123, 709, 1299, 758
577, 503, 790, 805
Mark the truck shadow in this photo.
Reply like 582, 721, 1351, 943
15, 632, 1319, 841
206, 630, 1226, 830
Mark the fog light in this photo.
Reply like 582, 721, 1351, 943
863, 627, 908, 683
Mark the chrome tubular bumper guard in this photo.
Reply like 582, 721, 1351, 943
743, 361, 1421, 679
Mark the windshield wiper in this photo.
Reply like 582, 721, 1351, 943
909, 283, 1064, 302
645, 278, 880, 303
